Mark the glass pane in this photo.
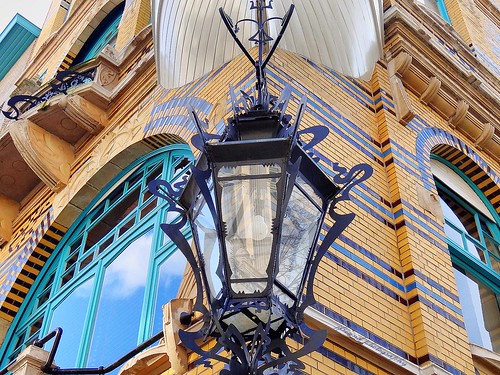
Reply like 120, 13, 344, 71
441, 198, 492, 265
440, 192, 480, 241
296, 176, 322, 208
87, 230, 153, 371
47, 278, 94, 368
454, 268, 500, 352
194, 201, 222, 299
218, 165, 280, 294
84, 186, 140, 252
276, 186, 322, 305
444, 221, 465, 249
218, 164, 281, 178
221, 308, 270, 335
484, 232, 500, 258
152, 251, 187, 333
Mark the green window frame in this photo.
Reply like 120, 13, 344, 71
432, 155, 500, 351
432, 156, 500, 292
72, 2, 125, 65
0, 144, 193, 369
437, 181, 500, 292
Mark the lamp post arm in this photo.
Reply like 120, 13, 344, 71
219, 8, 256, 66
261, 5, 295, 70
219, 2, 295, 109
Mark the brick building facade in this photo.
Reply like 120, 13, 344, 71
0, 1, 498, 374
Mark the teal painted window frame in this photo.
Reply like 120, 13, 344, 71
436, 181, 500, 294
432, 155, 499, 351
0, 144, 193, 368
431, 155, 500, 292
435, 0, 451, 23
72, 2, 125, 65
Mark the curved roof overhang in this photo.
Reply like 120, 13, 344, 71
151, 0, 384, 89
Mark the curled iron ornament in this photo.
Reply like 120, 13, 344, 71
2, 69, 96, 121
219, 0, 295, 108
148, 0, 374, 372
149, 159, 373, 374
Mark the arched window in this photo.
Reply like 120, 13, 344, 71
431, 156, 500, 352
0, 145, 193, 369
72, 2, 125, 65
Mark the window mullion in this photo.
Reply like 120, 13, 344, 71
474, 211, 488, 246
76, 262, 105, 367
137, 225, 159, 343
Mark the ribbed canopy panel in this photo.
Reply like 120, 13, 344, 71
152, 0, 384, 89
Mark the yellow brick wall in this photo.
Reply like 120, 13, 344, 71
444, 0, 500, 74
443, 0, 474, 44
114, 0, 151, 52
0, 1, 498, 375
33, 0, 69, 56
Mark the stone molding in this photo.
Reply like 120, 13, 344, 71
419, 76, 441, 105
388, 53, 416, 125
305, 307, 421, 374
470, 344, 500, 374
119, 299, 193, 375
7, 346, 50, 375
9, 119, 75, 192
58, 94, 107, 133
384, 4, 499, 162
0, 194, 20, 244
163, 299, 191, 374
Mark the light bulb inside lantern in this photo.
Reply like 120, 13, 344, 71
252, 214, 269, 241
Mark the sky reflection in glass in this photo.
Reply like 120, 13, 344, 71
48, 278, 94, 368
87, 230, 153, 371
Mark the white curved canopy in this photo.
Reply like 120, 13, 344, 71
151, 0, 384, 89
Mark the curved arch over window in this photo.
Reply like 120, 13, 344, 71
0, 145, 193, 369
431, 156, 500, 352
72, 2, 125, 65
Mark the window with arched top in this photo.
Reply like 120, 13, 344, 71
72, 2, 125, 65
0, 145, 193, 370
431, 156, 500, 352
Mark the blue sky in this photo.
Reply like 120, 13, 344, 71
0, 0, 53, 32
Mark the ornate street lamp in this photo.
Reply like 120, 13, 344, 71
149, 1, 372, 374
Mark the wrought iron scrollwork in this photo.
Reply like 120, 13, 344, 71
219, 0, 295, 108
149, 1, 374, 373
2, 68, 96, 120
149, 153, 373, 375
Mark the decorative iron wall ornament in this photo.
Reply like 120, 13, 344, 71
2, 69, 96, 121
148, 1, 373, 373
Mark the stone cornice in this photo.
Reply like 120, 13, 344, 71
473, 0, 500, 26
386, 1, 499, 97
470, 344, 500, 374
384, 3, 499, 162
305, 308, 422, 375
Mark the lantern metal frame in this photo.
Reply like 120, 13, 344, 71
148, 1, 373, 374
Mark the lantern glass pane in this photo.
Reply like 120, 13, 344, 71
296, 175, 323, 207
217, 164, 281, 294
193, 193, 223, 300
276, 185, 322, 305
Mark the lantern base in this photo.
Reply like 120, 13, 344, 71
179, 319, 327, 375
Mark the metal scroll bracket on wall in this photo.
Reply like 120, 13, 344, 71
1, 69, 96, 121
